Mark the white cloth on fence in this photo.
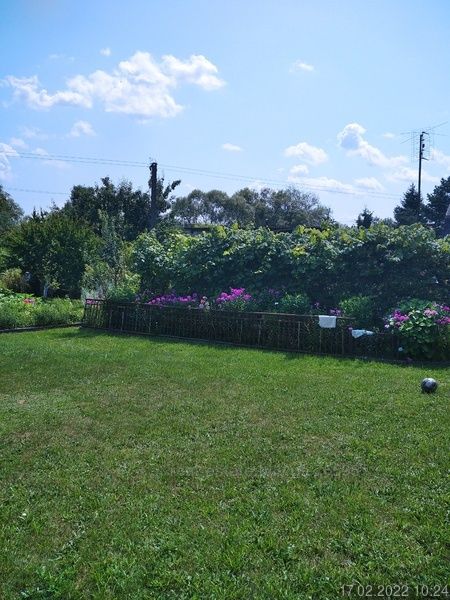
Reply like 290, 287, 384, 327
318, 315, 337, 329
351, 329, 374, 339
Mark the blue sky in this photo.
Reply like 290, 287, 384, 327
1, 0, 450, 224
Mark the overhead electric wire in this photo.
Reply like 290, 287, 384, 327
4, 150, 401, 200
6, 187, 67, 196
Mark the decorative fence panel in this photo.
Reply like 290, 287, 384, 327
82, 300, 400, 358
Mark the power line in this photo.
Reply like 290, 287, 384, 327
3, 150, 401, 200
6, 187, 67, 196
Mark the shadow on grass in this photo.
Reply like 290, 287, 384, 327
52, 326, 450, 370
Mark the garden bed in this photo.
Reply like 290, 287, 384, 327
0, 292, 83, 330
82, 299, 400, 358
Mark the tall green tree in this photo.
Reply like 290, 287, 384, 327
169, 189, 248, 225
82, 211, 139, 299
97, 211, 129, 287
356, 207, 374, 228
64, 176, 181, 238
394, 184, 424, 226
152, 176, 181, 225
0, 185, 23, 237
170, 186, 331, 229
424, 176, 450, 234
63, 178, 150, 240
4, 211, 97, 296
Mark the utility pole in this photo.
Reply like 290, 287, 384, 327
418, 131, 427, 201
148, 161, 158, 230
402, 122, 447, 200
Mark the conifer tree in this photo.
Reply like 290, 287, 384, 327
424, 177, 450, 234
394, 184, 424, 226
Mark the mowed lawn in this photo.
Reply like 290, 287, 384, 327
0, 329, 449, 599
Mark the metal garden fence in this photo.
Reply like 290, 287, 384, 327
82, 300, 400, 358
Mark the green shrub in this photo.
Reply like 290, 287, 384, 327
339, 295, 377, 329
0, 294, 83, 329
0, 302, 31, 329
33, 299, 83, 326
396, 298, 435, 313
104, 273, 140, 303
277, 293, 310, 315
0, 268, 26, 292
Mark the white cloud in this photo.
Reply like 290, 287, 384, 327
290, 60, 314, 72
284, 142, 328, 165
69, 120, 96, 137
337, 123, 406, 168
4, 51, 225, 118
386, 166, 439, 184
5, 75, 91, 109
354, 177, 384, 191
0, 143, 18, 180
19, 126, 48, 140
382, 132, 396, 139
288, 174, 356, 194
100, 47, 111, 57
249, 180, 266, 192
288, 175, 387, 197
33, 147, 49, 157
431, 148, 450, 172
9, 137, 28, 149
162, 54, 225, 90
222, 142, 242, 152
32, 147, 69, 169
290, 164, 309, 175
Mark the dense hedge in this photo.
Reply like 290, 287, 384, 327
131, 224, 450, 314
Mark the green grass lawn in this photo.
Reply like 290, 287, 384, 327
0, 329, 449, 599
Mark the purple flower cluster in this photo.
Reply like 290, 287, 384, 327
216, 288, 252, 305
146, 292, 200, 307
329, 308, 342, 317
387, 310, 410, 328
435, 304, 450, 325
386, 304, 450, 330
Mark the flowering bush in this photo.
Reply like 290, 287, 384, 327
138, 287, 254, 311
385, 303, 450, 359
145, 292, 201, 308
136, 288, 350, 317
215, 288, 253, 311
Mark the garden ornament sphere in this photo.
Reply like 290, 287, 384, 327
421, 378, 438, 393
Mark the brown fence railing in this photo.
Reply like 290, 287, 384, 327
82, 300, 400, 358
